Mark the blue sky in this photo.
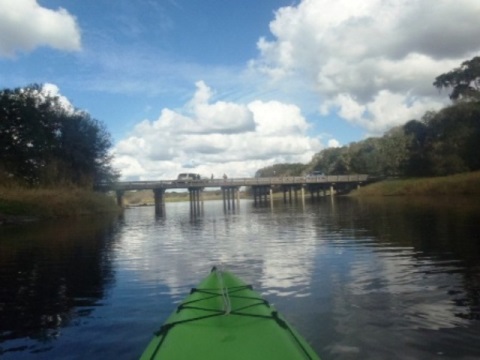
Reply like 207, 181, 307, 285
1, 0, 480, 180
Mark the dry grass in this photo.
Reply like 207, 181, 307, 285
0, 184, 119, 219
351, 171, 480, 197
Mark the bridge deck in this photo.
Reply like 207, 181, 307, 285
102, 175, 369, 191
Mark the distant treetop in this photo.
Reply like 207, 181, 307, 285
434, 56, 480, 102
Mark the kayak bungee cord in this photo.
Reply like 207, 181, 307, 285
215, 266, 232, 315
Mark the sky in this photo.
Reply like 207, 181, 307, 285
1, 0, 480, 180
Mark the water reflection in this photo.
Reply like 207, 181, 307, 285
118, 201, 321, 301
1, 197, 480, 359
312, 197, 480, 359
0, 215, 120, 354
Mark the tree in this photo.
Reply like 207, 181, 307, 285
433, 56, 480, 102
0, 84, 118, 187
0, 85, 63, 184
349, 139, 382, 175
403, 119, 430, 176
255, 163, 306, 177
310, 147, 348, 175
54, 111, 118, 186
423, 102, 480, 175
378, 127, 410, 177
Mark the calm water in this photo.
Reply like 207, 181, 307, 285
1, 197, 480, 359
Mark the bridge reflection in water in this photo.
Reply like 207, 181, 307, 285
102, 175, 369, 216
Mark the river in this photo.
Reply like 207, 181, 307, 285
1, 196, 479, 359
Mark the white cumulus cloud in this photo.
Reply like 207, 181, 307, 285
41, 83, 75, 113
0, 0, 81, 57
250, 0, 480, 134
113, 82, 323, 180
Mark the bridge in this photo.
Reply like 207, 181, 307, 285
99, 174, 369, 214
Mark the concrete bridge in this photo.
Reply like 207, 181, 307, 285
99, 174, 369, 214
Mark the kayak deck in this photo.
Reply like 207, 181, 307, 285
140, 267, 320, 360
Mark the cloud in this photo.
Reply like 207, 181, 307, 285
0, 0, 81, 57
113, 82, 323, 180
250, 0, 480, 134
41, 83, 75, 113
322, 90, 444, 133
327, 139, 341, 148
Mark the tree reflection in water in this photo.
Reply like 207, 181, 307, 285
0, 215, 120, 348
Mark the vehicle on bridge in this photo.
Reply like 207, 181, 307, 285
176, 173, 201, 183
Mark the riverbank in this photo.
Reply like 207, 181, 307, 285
0, 185, 120, 224
351, 171, 480, 197
3, 172, 478, 223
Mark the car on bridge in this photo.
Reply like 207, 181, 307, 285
176, 173, 201, 183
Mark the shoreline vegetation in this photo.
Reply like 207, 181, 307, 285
0, 185, 120, 225
351, 171, 480, 197
1, 171, 479, 225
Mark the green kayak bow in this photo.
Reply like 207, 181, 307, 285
140, 267, 321, 360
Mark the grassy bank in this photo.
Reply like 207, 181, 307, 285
351, 171, 480, 197
0, 185, 120, 223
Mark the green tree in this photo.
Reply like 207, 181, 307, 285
255, 163, 306, 177
310, 147, 353, 175
0, 84, 118, 187
0, 85, 62, 184
349, 139, 382, 175
433, 56, 480, 102
377, 127, 410, 177
403, 119, 429, 176
423, 102, 480, 175
55, 111, 118, 186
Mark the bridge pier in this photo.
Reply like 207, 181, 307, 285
307, 184, 336, 201
252, 185, 272, 206
283, 186, 292, 203
221, 186, 240, 211
189, 188, 203, 215
153, 188, 166, 215
282, 185, 305, 204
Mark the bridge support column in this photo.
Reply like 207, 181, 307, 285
115, 190, 124, 207
282, 185, 297, 204
330, 184, 335, 196
252, 185, 272, 206
222, 186, 240, 211
189, 188, 203, 216
222, 187, 226, 209
153, 188, 165, 215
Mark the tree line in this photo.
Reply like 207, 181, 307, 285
257, 56, 480, 178
0, 84, 118, 187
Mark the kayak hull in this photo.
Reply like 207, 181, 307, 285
140, 267, 320, 360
